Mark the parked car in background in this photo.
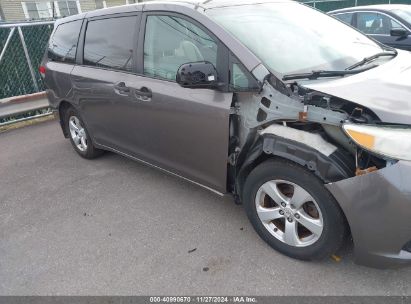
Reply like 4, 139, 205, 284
329, 5, 411, 51
43, 0, 411, 269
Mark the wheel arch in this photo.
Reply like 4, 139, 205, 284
58, 100, 75, 138
235, 132, 355, 204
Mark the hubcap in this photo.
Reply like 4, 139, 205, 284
68, 116, 88, 152
255, 180, 323, 247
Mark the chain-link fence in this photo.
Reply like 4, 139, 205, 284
0, 22, 54, 125
299, 0, 411, 12
0, 22, 54, 99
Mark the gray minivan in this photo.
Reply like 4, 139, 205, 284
42, 0, 411, 268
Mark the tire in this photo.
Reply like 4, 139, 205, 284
243, 158, 346, 261
65, 107, 103, 159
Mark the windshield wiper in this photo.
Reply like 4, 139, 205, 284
346, 50, 397, 70
282, 65, 377, 81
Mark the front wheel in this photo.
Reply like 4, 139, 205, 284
243, 159, 346, 261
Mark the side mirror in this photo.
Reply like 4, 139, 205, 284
390, 28, 408, 37
176, 61, 220, 89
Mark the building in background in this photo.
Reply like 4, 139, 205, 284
0, 0, 140, 22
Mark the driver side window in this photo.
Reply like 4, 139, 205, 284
144, 15, 218, 81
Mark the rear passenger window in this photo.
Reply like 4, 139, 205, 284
144, 15, 218, 81
83, 16, 137, 72
48, 20, 82, 63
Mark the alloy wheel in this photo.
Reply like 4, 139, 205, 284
68, 115, 88, 152
255, 179, 324, 247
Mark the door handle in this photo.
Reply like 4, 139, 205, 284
114, 81, 130, 95
134, 87, 152, 101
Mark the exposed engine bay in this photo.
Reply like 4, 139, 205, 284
229, 75, 392, 196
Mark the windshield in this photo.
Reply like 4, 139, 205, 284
392, 8, 411, 25
206, 2, 383, 75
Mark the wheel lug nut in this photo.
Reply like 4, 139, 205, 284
281, 202, 286, 207
287, 218, 293, 222
279, 210, 284, 215
295, 214, 300, 219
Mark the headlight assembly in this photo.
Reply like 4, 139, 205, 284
343, 123, 411, 161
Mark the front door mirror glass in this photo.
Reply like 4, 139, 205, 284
176, 61, 219, 89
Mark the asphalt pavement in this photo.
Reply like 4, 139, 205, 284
1, 120, 410, 295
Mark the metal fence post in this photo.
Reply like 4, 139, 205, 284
0, 27, 16, 64
17, 26, 39, 92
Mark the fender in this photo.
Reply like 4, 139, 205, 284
58, 101, 72, 138
235, 125, 355, 200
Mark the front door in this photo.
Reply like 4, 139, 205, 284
121, 13, 233, 193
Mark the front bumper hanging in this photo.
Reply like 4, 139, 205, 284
326, 161, 411, 268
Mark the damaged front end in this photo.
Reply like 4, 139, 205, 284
231, 73, 389, 191
229, 70, 411, 268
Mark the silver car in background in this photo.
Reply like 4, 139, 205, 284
42, 0, 411, 268
329, 5, 411, 51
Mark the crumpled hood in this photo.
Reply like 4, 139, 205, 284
301, 50, 411, 125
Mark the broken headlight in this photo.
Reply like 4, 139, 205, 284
343, 123, 411, 161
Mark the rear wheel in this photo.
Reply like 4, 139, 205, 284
65, 107, 103, 159
243, 159, 345, 260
